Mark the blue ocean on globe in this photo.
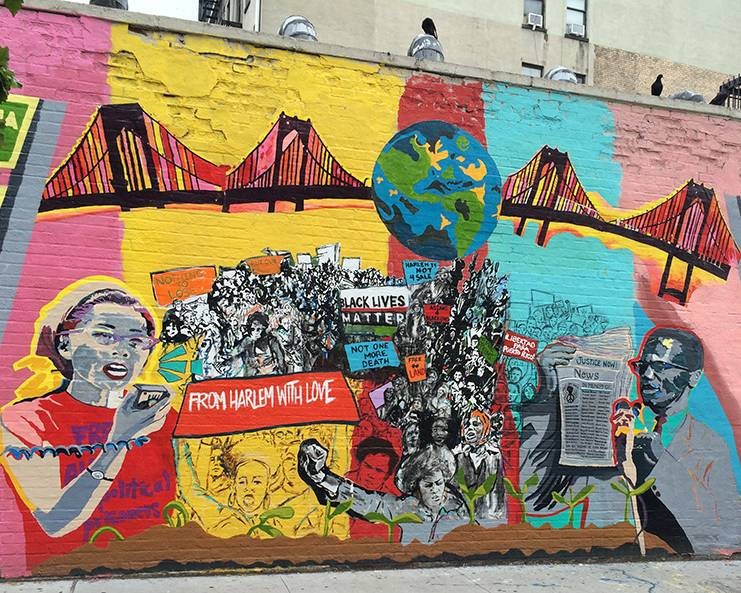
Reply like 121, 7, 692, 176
372, 121, 501, 260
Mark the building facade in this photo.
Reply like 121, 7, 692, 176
1, 0, 740, 580
200, 0, 740, 101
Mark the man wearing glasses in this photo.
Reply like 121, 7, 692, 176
619, 327, 739, 554
522, 326, 739, 554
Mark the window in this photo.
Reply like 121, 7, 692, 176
575, 73, 586, 84
522, 63, 544, 78
566, 0, 586, 33
524, 0, 544, 15
524, 0, 544, 17
222, 0, 243, 26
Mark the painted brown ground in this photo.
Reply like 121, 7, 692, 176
35, 522, 674, 577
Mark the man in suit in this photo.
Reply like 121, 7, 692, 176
523, 327, 739, 554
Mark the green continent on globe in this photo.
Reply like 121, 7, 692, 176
372, 121, 501, 261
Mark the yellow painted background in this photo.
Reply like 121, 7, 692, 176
107, 24, 406, 311
104, 25, 406, 540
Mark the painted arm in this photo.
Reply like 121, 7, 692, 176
270, 336, 287, 374
176, 440, 241, 531
297, 438, 412, 519
1, 393, 171, 537
518, 342, 577, 512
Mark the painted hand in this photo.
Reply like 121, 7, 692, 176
297, 438, 329, 484
535, 342, 576, 394
111, 388, 172, 442
610, 400, 636, 435
632, 431, 663, 480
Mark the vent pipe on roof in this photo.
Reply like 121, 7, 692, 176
668, 90, 706, 103
278, 16, 318, 41
544, 66, 578, 83
408, 34, 444, 62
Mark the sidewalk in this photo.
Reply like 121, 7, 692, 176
1, 560, 739, 593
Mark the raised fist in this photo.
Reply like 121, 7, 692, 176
297, 438, 329, 484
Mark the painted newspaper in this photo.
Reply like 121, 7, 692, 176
557, 327, 634, 467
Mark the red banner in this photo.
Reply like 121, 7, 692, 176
502, 331, 538, 362
423, 304, 451, 323
173, 372, 360, 437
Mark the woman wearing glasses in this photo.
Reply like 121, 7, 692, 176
1, 281, 177, 571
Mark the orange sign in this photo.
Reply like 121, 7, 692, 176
151, 266, 217, 306
245, 255, 285, 275
405, 354, 427, 383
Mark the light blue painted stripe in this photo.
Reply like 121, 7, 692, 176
0, 100, 66, 342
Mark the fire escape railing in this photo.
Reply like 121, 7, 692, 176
710, 74, 741, 109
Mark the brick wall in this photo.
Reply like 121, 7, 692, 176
0, 4, 739, 579
594, 45, 732, 103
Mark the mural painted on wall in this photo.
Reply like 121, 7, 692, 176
0, 12, 739, 579
371, 120, 501, 260
39, 104, 371, 214
501, 147, 739, 305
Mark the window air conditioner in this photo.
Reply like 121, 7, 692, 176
566, 23, 585, 37
526, 13, 543, 28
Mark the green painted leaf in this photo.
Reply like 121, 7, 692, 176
392, 512, 424, 525
260, 506, 295, 521
503, 478, 522, 499
0, 47, 9, 65
524, 474, 540, 489
610, 481, 629, 495
161, 500, 189, 527
551, 492, 567, 505
629, 477, 656, 497
4, 0, 23, 16
472, 473, 499, 499
363, 512, 391, 525
88, 525, 125, 544
257, 524, 283, 538
572, 484, 596, 504
454, 466, 470, 495
329, 498, 354, 519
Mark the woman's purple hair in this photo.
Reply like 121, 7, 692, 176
37, 288, 156, 380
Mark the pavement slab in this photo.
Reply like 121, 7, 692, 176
0, 560, 738, 593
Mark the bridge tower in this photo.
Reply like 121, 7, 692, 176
99, 104, 161, 209
270, 113, 313, 212
513, 147, 570, 246
657, 181, 714, 305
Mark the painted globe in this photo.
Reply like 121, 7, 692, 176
372, 121, 501, 260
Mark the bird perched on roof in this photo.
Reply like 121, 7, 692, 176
651, 74, 663, 97
422, 17, 438, 39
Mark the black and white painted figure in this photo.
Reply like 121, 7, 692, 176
298, 439, 467, 543
453, 410, 505, 521
229, 311, 287, 377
